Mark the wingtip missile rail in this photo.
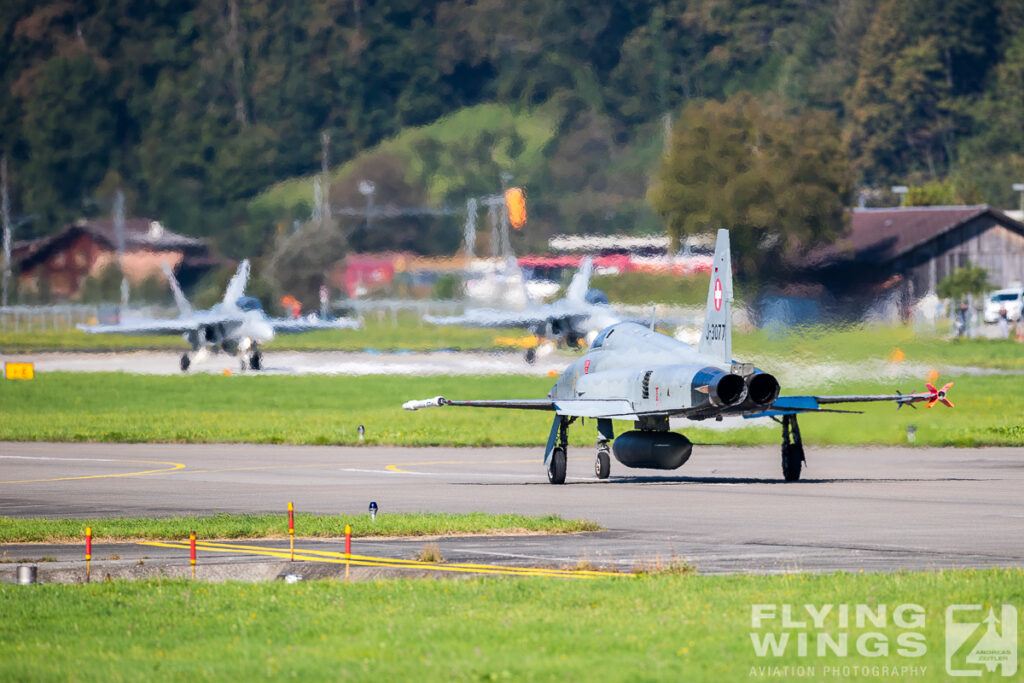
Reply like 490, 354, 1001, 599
402, 396, 448, 411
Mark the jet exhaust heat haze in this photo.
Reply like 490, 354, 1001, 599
404, 229, 953, 483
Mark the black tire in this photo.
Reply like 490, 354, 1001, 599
782, 443, 803, 481
547, 447, 567, 485
249, 351, 262, 370
595, 448, 610, 479
180, 354, 190, 372
525, 347, 536, 364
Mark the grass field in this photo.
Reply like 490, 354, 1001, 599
1, 371, 1021, 447
0, 513, 599, 544
1, 569, 1020, 680
735, 323, 1024, 370
0, 312, 513, 353
4, 318, 1022, 370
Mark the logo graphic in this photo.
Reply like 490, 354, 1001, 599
713, 279, 723, 311
946, 604, 1017, 677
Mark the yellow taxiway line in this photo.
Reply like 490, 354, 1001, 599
0, 459, 186, 484
140, 540, 628, 580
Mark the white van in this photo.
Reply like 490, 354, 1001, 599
984, 288, 1024, 323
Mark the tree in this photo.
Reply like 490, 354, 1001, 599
269, 217, 348, 308
936, 262, 992, 301
903, 178, 981, 206
649, 93, 852, 282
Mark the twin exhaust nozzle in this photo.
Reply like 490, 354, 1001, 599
710, 371, 779, 408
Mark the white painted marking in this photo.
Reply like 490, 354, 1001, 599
339, 468, 530, 479
0, 456, 115, 462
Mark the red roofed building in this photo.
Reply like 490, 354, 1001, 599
13, 218, 216, 300
812, 206, 1024, 300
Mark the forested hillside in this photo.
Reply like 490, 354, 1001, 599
2, 0, 1022, 257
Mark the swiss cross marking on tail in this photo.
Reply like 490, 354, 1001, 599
714, 279, 723, 312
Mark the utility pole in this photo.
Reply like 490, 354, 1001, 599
463, 197, 478, 259
320, 131, 330, 227
358, 180, 376, 235
1, 154, 10, 307
114, 189, 128, 306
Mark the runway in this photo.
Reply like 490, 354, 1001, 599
2, 442, 1023, 574
6, 350, 568, 376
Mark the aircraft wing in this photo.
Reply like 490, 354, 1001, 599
76, 312, 231, 336
268, 316, 362, 333
424, 309, 552, 328
402, 396, 636, 418
424, 307, 592, 330
745, 382, 954, 418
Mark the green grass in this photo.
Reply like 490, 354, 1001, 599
1, 570, 1020, 680
590, 271, 709, 306
735, 322, 1024, 370
5, 318, 1022, 372
0, 513, 599, 544
1, 371, 1021, 447
249, 103, 559, 216
0, 312, 511, 353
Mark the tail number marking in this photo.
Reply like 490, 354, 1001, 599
705, 323, 726, 341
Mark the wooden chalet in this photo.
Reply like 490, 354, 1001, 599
13, 218, 216, 300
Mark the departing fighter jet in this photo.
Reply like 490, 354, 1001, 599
404, 229, 953, 483
424, 256, 623, 359
78, 260, 361, 372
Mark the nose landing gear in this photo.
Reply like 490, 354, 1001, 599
594, 442, 610, 479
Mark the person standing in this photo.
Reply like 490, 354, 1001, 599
955, 302, 969, 338
997, 307, 1010, 339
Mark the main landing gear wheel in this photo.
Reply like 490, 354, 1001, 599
780, 414, 805, 482
524, 347, 536, 364
180, 353, 191, 372
547, 447, 567, 485
594, 445, 610, 479
249, 350, 262, 370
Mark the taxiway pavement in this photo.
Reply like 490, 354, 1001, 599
2, 442, 1023, 575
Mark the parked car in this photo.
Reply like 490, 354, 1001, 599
983, 288, 1024, 323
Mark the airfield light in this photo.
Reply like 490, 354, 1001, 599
358, 424, 365, 441
505, 187, 527, 229
891, 186, 909, 207
369, 501, 378, 521
906, 425, 917, 444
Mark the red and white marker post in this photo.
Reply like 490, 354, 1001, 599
344, 524, 352, 582
189, 531, 196, 579
85, 526, 92, 583
288, 502, 295, 561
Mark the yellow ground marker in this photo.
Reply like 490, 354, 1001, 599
140, 540, 629, 580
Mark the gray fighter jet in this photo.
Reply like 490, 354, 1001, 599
78, 260, 361, 372
404, 229, 953, 483
424, 255, 623, 358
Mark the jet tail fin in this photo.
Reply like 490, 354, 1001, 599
222, 259, 250, 307
566, 256, 593, 302
697, 229, 732, 364
161, 262, 193, 317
